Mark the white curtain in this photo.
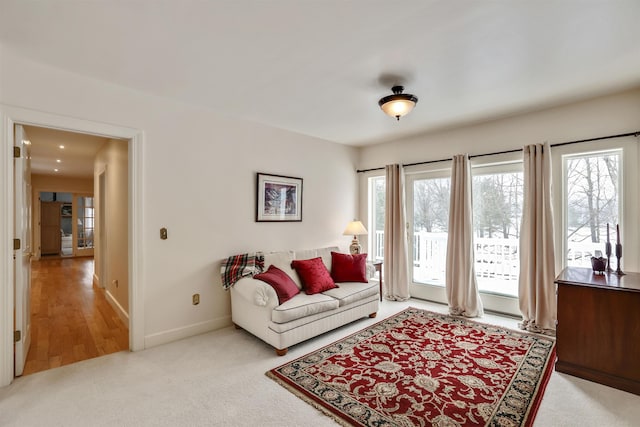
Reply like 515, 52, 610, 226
519, 143, 556, 332
446, 154, 483, 317
383, 164, 410, 301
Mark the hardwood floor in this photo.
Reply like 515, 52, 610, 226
23, 257, 129, 376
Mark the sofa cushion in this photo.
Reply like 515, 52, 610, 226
254, 265, 300, 305
263, 251, 302, 289
272, 293, 339, 324
322, 281, 379, 307
330, 252, 368, 283
294, 248, 317, 262
316, 246, 340, 271
291, 257, 338, 295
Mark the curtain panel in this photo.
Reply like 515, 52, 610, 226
445, 154, 483, 317
383, 164, 410, 301
519, 143, 557, 332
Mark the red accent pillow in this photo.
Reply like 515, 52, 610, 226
254, 265, 300, 304
331, 252, 368, 283
290, 257, 337, 295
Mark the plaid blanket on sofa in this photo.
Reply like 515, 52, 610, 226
220, 252, 265, 290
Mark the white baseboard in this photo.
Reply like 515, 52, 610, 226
93, 274, 100, 288
144, 316, 231, 349
105, 289, 129, 325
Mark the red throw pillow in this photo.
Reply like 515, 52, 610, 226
290, 257, 337, 295
254, 265, 300, 304
331, 252, 368, 283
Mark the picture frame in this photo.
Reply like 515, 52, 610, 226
256, 173, 303, 222
61, 204, 72, 217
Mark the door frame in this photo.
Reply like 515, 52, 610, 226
97, 169, 108, 289
0, 104, 145, 386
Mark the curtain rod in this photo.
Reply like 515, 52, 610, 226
356, 131, 640, 173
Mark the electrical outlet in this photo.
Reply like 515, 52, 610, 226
192, 293, 200, 305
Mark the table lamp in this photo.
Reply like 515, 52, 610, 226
343, 220, 368, 255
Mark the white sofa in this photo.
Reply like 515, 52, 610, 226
230, 246, 380, 355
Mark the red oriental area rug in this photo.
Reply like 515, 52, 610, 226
267, 308, 555, 426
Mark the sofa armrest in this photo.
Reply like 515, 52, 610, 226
366, 262, 376, 280
232, 277, 279, 307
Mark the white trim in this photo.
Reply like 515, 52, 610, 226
144, 317, 230, 349
105, 289, 129, 326
93, 273, 100, 287
0, 111, 14, 387
0, 104, 145, 386
128, 132, 144, 352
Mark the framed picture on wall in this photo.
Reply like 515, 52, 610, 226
256, 173, 303, 222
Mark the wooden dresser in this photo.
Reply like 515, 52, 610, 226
555, 267, 640, 395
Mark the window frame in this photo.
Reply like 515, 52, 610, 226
555, 139, 638, 272
367, 175, 386, 261
471, 160, 523, 298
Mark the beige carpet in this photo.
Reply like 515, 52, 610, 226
1, 299, 639, 426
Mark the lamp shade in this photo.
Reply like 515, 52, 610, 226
378, 85, 418, 121
343, 220, 368, 236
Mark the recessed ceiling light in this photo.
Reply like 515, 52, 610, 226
59, 145, 65, 149
56, 159, 61, 163
54, 168, 59, 172
23, 140, 31, 145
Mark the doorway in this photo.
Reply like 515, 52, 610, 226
19, 126, 129, 375
0, 106, 144, 386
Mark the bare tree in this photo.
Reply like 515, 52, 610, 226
566, 153, 619, 244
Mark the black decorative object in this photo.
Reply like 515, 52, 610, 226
591, 257, 607, 275
615, 223, 625, 276
606, 223, 613, 273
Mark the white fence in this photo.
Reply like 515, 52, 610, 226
373, 230, 605, 296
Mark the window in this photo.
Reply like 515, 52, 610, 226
368, 176, 385, 261
472, 164, 523, 297
564, 150, 621, 267
411, 176, 451, 286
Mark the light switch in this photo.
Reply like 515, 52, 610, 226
160, 227, 168, 240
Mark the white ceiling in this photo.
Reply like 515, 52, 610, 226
23, 126, 108, 178
3, 1, 640, 147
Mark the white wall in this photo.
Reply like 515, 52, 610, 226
94, 139, 129, 317
0, 48, 360, 351
358, 87, 640, 271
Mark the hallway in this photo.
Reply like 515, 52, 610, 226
23, 257, 129, 376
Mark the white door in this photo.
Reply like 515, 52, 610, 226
14, 124, 32, 376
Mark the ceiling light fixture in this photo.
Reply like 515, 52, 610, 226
59, 145, 65, 149
378, 85, 418, 121
56, 159, 61, 163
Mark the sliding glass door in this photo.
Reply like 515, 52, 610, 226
406, 161, 522, 314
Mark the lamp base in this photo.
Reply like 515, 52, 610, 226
349, 237, 361, 255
